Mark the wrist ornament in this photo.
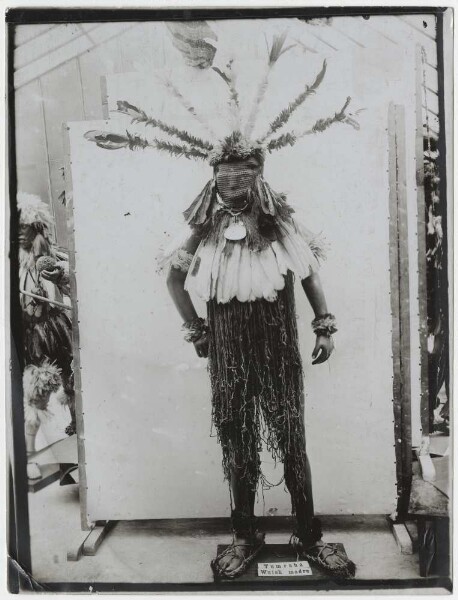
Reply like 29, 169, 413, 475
182, 317, 209, 343
311, 313, 337, 337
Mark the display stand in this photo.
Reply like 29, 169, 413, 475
212, 543, 350, 584
67, 521, 116, 562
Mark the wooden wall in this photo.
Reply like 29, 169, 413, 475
14, 22, 167, 247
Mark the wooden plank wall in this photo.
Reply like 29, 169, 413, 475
13, 22, 161, 248
414, 44, 431, 441
388, 102, 413, 517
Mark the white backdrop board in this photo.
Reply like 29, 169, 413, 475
67, 17, 426, 524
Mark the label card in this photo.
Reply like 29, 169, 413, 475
257, 561, 313, 577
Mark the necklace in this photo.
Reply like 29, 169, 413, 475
216, 192, 248, 240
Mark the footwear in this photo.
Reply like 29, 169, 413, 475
211, 530, 265, 579
211, 510, 265, 580
290, 518, 356, 579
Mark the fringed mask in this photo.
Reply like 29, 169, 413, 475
215, 157, 263, 204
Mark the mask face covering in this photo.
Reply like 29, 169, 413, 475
215, 158, 261, 204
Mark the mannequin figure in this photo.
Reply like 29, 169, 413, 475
84, 32, 360, 578
166, 152, 354, 578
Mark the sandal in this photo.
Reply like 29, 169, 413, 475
211, 510, 266, 580
290, 518, 356, 579
211, 530, 266, 579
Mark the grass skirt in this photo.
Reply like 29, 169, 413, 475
207, 272, 308, 503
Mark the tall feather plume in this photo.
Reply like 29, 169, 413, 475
161, 78, 217, 138
115, 101, 213, 150
258, 59, 327, 143
166, 21, 218, 69
266, 97, 358, 152
152, 139, 208, 160
84, 130, 151, 150
84, 129, 208, 160
297, 96, 357, 136
212, 59, 241, 131
244, 31, 295, 139
266, 132, 297, 152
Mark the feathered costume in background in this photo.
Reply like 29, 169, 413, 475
84, 25, 359, 579
18, 192, 75, 437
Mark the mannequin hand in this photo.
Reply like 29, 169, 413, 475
193, 334, 209, 358
41, 264, 63, 283
312, 335, 334, 365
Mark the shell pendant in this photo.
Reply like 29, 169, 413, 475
224, 217, 247, 241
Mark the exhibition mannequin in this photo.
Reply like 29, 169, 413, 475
85, 33, 359, 578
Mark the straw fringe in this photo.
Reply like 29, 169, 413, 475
207, 273, 309, 501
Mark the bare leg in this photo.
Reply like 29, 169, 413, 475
285, 430, 355, 577
213, 450, 264, 576
230, 467, 256, 518
285, 453, 315, 530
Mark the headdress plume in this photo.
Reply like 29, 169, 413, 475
244, 31, 295, 139
84, 28, 361, 165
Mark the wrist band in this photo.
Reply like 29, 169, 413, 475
311, 313, 337, 337
182, 317, 209, 343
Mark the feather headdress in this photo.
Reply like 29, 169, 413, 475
85, 28, 360, 166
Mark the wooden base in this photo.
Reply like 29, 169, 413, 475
83, 521, 116, 556
212, 543, 350, 583
28, 463, 60, 493
416, 453, 437, 482
67, 529, 93, 562
391, 523, 413, 555
67, 521, 116, 562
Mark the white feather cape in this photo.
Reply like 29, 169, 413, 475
182, 218, 323, 303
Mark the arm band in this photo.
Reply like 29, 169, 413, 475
311, 313, 337, 337
170, 249, 194, 274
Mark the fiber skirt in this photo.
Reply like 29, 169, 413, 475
207, 272, 307, 493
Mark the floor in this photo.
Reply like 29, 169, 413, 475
27, 478, 449, 593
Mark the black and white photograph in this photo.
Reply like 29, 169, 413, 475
5, 5, 453, 594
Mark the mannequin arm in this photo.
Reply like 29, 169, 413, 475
167, 268, 199, 323
166, 234, 208, 358
301, 272, 334, 365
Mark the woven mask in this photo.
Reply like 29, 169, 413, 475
216, 159, 262, 205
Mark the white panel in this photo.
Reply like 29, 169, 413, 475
68, 16, 426, 522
